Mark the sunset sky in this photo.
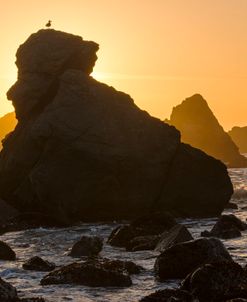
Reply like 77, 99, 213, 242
0, 0, 247, 130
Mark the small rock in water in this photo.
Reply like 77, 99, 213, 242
0, 241, 16, 261
0, 277, 18, 300
108, 211, 177, 249
23, 256, 55, 272
139, 288, 192, 302
68, 236, 103, 257
126, 235, 161, 251
225, 202, 238, 209
154, 238, 232, 280
155, 224, 193, 253
201, 214, 247, 239
41, 257, 133, 287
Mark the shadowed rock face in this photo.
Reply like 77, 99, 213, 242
0, 30, 233, 223
167, 94, 247, 168
0, 112, 17, 149
229, 126, 247, 154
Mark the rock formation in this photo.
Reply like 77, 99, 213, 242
0, 112, 17, 149
229, 126, 247, 154
167, 94, 247, 168
0, 30, 233, 223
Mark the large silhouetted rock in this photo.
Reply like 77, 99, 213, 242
229, 126, 247, 154
0, 30, 233, 223
167, 94, 247, 168
0, 112, 17, 149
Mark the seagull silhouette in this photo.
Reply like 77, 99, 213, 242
45, 20, 52, 28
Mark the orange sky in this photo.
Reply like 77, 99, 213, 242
0, 0, 247, 130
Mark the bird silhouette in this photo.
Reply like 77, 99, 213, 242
45, 20, 52, 28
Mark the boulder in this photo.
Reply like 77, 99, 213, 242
154, 238, 232, 280
139, 289, 192, 302
229, 126, 247, 154
20, 299, 45, 302
0, 277, 18, 301
68, 236, 103, 257
167, 94, 247, 168
41, 258, 133, 287
155, 224, 193, 252
225, 202, 238, 210
0, 30, 233, 223
22, 256, 55, 271
181, 261, 247, 302
0, 241, 16, 260
201, 214, 247, 239
108, 212, 177, 248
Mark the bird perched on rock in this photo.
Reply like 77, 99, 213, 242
45, 20, 52, 28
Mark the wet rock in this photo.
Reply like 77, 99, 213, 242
0, 277, 18, 301
167, 94, 247, 168
155, 224, 193, 252
0, 241, 16, 261
201, 214, 247, 239
139, 289, 193, 302
0, 30, 233, 223
226, 299, 247, 302
23, 256, 55, 272
181, 261, 247, 302
94, 258, 142, 275
68, 236, 103, 257
41, 257, 132, 287
126, 235, 161, 251
108, 212, 177, 248
20, 299, 45, 302
154, 238, 232, 280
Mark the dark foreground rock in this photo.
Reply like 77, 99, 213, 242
155, 238, 232, 280
167, 94, 247, 168
23, 256, 55, 272
155, 224, 193, 252
181, 261, 247, 302
41, 258, 136, 287
0, 30, 233, 223
0, 241, 16, 261
0, 277, 18, 301
68, 236, 103, 257
140, 289, 192, 302
108, 212, 177, 248
201, 214, 247, 239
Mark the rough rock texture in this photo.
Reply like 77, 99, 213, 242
181, 261, 247, 302
126, 235, 161, 251
154, 238, 232, 280
167, 94, 247, 168
0, 30, 233, 222
108, 212, 177, 248
0, 199, 18, 224
41, 258, 133, 287
229, 126, 247, 154
0, 112, 17, 149
139, 289, 193, 302
22, 256, 55, 272
155, 224, 193, 253
0, 241, 16, 261
201, 214, 247, 239
68, 236, 103, 257
0, 277, 18, 301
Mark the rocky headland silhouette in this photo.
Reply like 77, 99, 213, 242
229, 126, 247, 154
166, 94, 247, 168
0, 30, 233, 223
0, 112, 17, 149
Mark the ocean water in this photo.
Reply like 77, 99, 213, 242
0, 168, 246, 302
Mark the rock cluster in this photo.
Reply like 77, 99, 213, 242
167, 94, 247, 168
0, 30, 233, 222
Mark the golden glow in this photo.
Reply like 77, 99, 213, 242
1, 0, 247, 130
